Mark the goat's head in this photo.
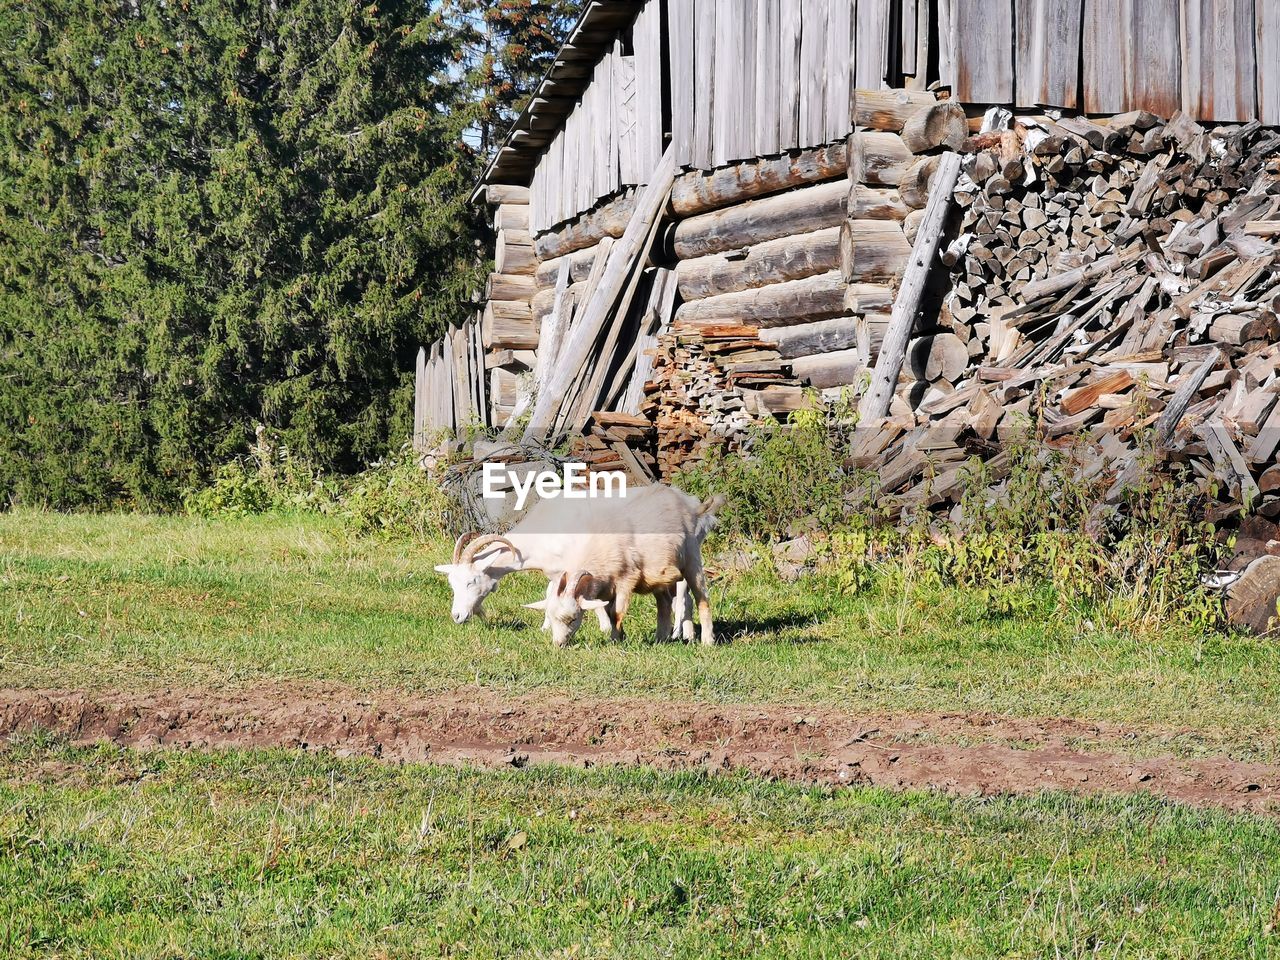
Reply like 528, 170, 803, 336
434, 533, 521, 624
524, 571, 610, 647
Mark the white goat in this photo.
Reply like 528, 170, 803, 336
523, 492, 723, 647
434, 484, 710, 638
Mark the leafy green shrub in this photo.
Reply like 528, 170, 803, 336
184, 429, 336, 518
338, 449, 455, 540
677, 394, 883, 542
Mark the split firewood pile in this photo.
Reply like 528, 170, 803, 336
859, 109, 1280, 524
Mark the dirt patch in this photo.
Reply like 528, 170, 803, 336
2, 685, 1277, 814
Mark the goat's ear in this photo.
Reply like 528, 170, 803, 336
523, 600, 548, 611
578, 598, 609, 610
433, 563, 456, 574
573, 572, 605, 600
553, 571, 570, 596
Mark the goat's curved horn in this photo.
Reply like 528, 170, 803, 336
461, 534, 520, 564
453, 531, 479, 563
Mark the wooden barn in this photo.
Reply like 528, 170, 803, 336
415, 0, 1280, 528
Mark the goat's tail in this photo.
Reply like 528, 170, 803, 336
695, 494, 726, 538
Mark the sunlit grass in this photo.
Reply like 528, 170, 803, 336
1, 509, 1278, 758
2, 738, 1278, 958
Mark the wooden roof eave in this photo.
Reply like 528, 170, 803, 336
469, 1, 641, 205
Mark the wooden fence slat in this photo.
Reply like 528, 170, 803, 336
1015, 0, 1082, 109
799, 0, 828, 147
670, 0, 696, 166
1181, 0, 1257, 121
952, 0, 1015, 102
824, 0, 854, 142
694, 0, 717, 168
755, 0, 781, 157
636, 0, 664, 175
778, 0, 802, 149
854, 0, 890, 90
1261, 0, 1280, 125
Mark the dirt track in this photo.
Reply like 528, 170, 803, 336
2, 685, 1277, 814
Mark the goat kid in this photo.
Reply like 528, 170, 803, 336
434, 485, 710, 637
524, 493, 722, 647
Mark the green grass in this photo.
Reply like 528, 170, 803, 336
2, 509, 1279, 758
3, 738, 1279, 958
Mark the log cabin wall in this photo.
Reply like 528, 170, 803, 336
416, 0, 1280, 456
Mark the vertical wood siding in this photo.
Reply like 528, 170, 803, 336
526, 0, 1277, 236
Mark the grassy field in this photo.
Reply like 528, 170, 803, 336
3, 737, 1279, 959
3, 509, 1280, 759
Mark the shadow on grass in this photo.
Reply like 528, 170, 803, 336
711, 611, 829, 644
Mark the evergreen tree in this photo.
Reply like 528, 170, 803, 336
0, 0, 492, 507
439, 0, 580, 154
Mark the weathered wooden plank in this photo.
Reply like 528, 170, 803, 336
1181, 0, 1257, 121
857, 151, 961, 424
1083, 0, 1181, 117
713, 0, 740, 166
670, 142, 849, 216
755, 0, 781, 157
935, 0, 955, 86
1260, 0, 1280, 125
1016, 0, 1083, 109
693, 0, 717, 168
616, 52, 638, 185
799, 0, 828, 147
778, 0, 802, 149
671, 178, 849, 259
675, 226, 842, 300
854, 0, 891, 89
669, 0, 696, 167
824, 0, 854, 143
636, 0, 665, 174
952, 0, 1014, 102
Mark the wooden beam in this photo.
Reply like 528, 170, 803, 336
857, 152, 962, 425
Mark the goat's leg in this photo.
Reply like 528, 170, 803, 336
610, 586, 633, 643
675, 580, 695, 641
654, 588, 674, 643
594, 606, 612, 633
687, 565, 715, 646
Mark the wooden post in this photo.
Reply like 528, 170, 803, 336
857, 151, 962, 426
523, 145, 678, 444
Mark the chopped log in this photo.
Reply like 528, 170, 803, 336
670, 179, 847, 259
898, 156, 939, 209
669, 142, 848, 216
838, 220, 912, 281
847, 186, 912, 221
482, 299, 537, 350
492, 204, 529, 232
900, 102, 968, 153
858, 152, 962, 424
483, 184, 530, 205
674, 226, 840, 301
758, 316, 863, 358
853, 88, 937, 131
494, 230, 536, 276
1157, 349, 1221, 443
485, 272, 536, 301
1060, 371, 1134, 416
849, 132, 914, 186
908, 332, 968, 382
1226, 556, 1280, 634
533, 188, 637, 260
791, 348, 865, 388
673, 271, 849, 328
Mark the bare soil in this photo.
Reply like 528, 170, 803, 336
2, 685, 1277, 814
